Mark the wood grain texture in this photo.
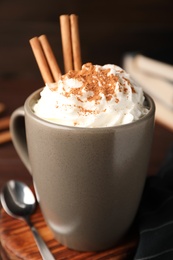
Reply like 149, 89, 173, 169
0, 206, 138, 260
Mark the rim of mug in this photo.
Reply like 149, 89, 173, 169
25, 87, 155, 131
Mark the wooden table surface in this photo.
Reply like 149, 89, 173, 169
0, 78, 173, 259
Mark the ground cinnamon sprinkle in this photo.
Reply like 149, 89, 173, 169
61, 63, 122, 103
54, 63, 137, 119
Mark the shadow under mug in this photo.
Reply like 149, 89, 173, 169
10, 88, 155, 252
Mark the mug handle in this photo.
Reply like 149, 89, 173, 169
10, 107, 31, 174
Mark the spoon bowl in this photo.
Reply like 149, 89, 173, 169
1, 180, 36, 219
1, 180, 55, 260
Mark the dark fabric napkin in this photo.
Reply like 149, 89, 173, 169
134, 145, 173, 260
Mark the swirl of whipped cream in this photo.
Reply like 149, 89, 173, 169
33, 63, 149, 127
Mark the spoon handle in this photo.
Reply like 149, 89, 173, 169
30, 225, 56, 260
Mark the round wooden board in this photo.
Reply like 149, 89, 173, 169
0, 206, 138, 259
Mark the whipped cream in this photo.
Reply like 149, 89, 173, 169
33, 63, 149, 127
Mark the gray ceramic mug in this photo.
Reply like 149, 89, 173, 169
10, 88, 155, 252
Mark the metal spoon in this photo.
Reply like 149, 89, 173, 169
1, 180, 55, 260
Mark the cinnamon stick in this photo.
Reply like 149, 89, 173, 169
29, 37, 54, 83
0, 102, 5, 114
0, 116, 10, 131
70, 14, 82, 71
0, 130, 11, 145
60, 15, 73, 73
39, 35, 61, 81
0, 116, 11, 145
